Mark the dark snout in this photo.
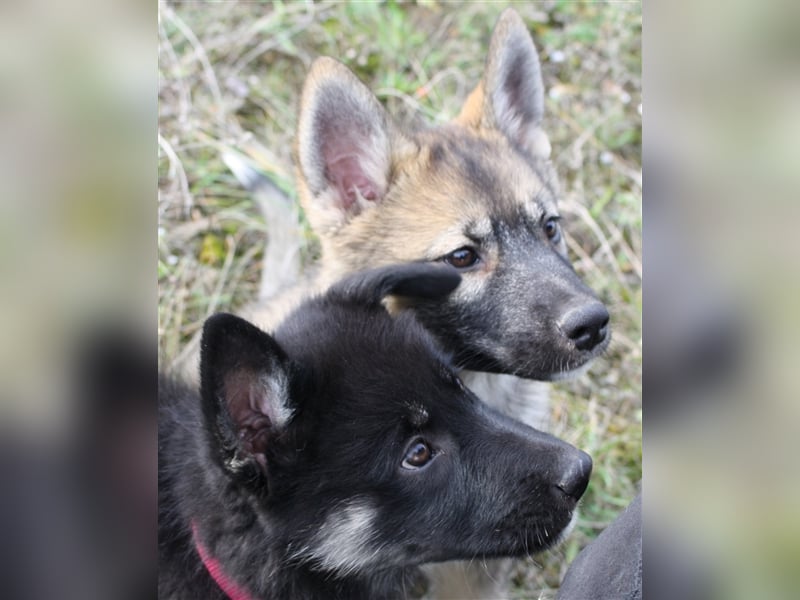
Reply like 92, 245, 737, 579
481, 406, 593, 504
463, 405, 594, 557
558, 302, 610, 352
555, 449, 592, 501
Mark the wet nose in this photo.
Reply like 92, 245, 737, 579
559, 302, 610, 351
556, 450, 593, 501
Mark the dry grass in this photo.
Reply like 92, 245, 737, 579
158, 2, 641, 597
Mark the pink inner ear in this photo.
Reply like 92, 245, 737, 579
224, 370, 273, 456
324, 148, 382, 210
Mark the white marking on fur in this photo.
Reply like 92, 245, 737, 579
548, 360, 593, 382
293, 499, 379, 576
425, 223, 477, 258
469, 216, 493, 240
257, 371, 292, 426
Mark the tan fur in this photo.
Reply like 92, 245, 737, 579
455, 82, 486, 130
244, 9, 561, 339
299, 125, 555, 292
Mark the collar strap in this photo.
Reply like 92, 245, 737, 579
191, 521, 258, 600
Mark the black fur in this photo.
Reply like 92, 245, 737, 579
159, 264, 591, 599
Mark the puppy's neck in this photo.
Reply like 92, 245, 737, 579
192, 521, 257, 600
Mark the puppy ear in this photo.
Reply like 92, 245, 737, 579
328, 263, 461, 307
457, 8, 551, 159
199, 313, 292, 485
295, 57, 408, 232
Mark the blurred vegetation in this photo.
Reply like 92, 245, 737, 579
158, 1, 641, 597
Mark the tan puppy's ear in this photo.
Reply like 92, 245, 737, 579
457, 8, 551, 160
295, 57, 407, 233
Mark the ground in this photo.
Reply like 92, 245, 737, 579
158, 2, 641, 597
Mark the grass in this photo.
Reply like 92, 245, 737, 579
158, 2, 641, 597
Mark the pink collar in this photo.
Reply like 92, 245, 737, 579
191, 521, 258, 600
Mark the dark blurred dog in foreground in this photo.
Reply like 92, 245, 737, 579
158, 264, 591, 599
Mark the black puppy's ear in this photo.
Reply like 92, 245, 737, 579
328, 263, 461, 307
199, 313, 292, 485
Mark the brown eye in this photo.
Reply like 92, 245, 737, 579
544, 217, 561, 243
402, 439, 433, 469
445, 247, 479, 269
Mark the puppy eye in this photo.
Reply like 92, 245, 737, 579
401, 439, 434, 469
544, 217, 561, 243
444, 247, 479, 269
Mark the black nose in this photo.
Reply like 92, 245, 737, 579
556, 450, 592, 501
559, 302, 610, 351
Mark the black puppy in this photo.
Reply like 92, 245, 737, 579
159, 264, 592, 599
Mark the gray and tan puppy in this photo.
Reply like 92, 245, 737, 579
250, 8, 609, 423
228, 8, 609, 599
